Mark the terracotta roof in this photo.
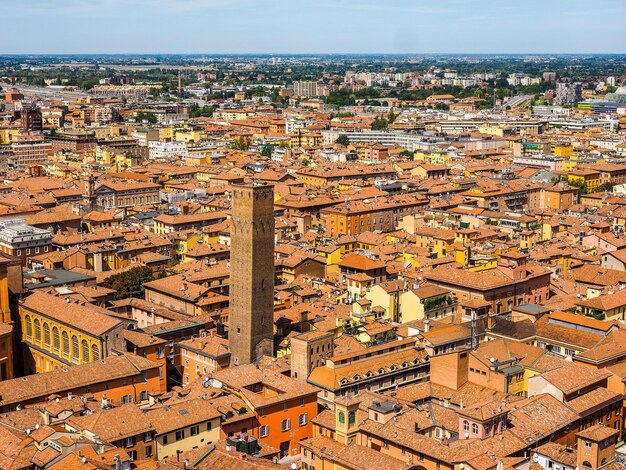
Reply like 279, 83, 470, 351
21, 290, 122, 336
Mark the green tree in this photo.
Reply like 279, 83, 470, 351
261, 146, 273, 157
335, 134, 350, 147
233, 136, 251, 151
372, 118, 388, 130
102, 266, 154, 300
190, 105, 217, 118
136, 111, 157, 124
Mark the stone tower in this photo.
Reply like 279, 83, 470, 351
229, 183, 275, 366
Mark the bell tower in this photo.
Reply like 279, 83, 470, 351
229, 183, 275, 366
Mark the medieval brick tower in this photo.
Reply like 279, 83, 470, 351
229, 183, 275, 366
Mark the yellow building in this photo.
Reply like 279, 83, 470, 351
19, 291, 126, 374
175, 129, 203, 143
150, 400, 222, 460
173, 230, 202, 261
364, 281, 403, 323
415, 227, 456, 258
519, 230, 538, 250
158, 126, 174, 140
553, 143, 573, 157
567, 169, 601, 192
315, 245, 342, 274
399, 285, 456, 323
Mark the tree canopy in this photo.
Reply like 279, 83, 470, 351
102, 266, 154, 300
335, 134, 350, 147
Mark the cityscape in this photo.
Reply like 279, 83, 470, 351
0, 2, 626, 470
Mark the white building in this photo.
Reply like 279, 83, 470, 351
148, 141, 189, 160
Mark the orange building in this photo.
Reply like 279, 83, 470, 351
177, 334, 230, 385
214, 364, 320, 458
0, 353, 164, 412
0, 323, 13, 381
124, 330, 168, 392
321, 193, 428, 236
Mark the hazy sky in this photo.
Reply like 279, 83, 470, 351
1, 0, 625, 54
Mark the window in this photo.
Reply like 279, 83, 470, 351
207, 421, 212, 431
144, 432, 153, 442
121, 395, 132, 405
62, 331, 70, 355
140, 391, 149, 401
25, 315, 32, 338
348, 411, 356, 425
281, 419, 291, 432
472, 423, 479, 434
92, 344, 100, 361
53, 327, 60, 350
585, 441, 592, 448
162, 435, 168, 445
260, 425, 269, 438
145, 446, 152, 458
299, 414, 308, 426
175, 430, 185, 441
338, 411, 345, 424
463, 420, 469, 432
156, 346, 165, 359
565, 348, 576, 356
82, 340, 90, 361
190, 425, 199, 436
125, 437, 134, 448
34, 319, 41, 341
72, 335, 79, 360
43, 323, 50, 346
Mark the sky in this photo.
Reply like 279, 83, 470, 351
0, 0, 625, 55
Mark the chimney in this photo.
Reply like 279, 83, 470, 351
424, 319, 430, 333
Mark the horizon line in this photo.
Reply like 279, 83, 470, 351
1, 52, 625, 57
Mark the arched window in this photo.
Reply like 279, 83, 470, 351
72, 336, 79, 360
53, 327, 60, 350
62, 331, 69, 355
463, 420, 470, 432
348, 411, 356, 425
582, 462, 592, 469
25, 315, 32, 338
43, 323, 50, 346
338, 411, 345, 424
82, 340, 90, 362
92, 344, 100, 361
34, 319, 41, 341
